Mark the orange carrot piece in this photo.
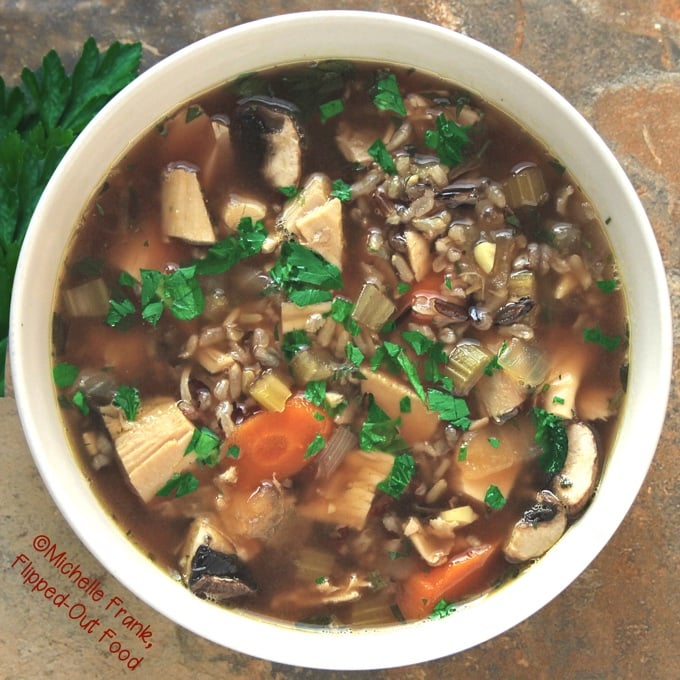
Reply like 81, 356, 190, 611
396, 543, 498, 621
227, 396, 332, 490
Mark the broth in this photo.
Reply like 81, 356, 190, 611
52, 61, 628, 627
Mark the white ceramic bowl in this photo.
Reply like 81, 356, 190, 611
9, 10, 673, 670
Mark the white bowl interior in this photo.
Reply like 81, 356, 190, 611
9, 10, 673, 670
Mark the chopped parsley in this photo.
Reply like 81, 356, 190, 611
192, 217, 267, 276
278, 185, 300, 199
268, 240, 343, 306
52, 361, 78, 388
105, 296, 135, 327
304, 379, 327, 407
372, 73, 407, 117
112, 385, 140, 421
305, 433, 326, 459
72, 389, 89, 416
552, 395, 565, 405
281, 329, 312, 361
226, 444, 240, 459
487, 437, 500, 449
596, 279, 619, 294
484, 484, 506, 510
426, 388, 471, 430
424, 113, 470, 167
330, 178, 352, 202
483, 341, 507, 376
396, 282, 411, 295
458, 444, 468, 462
371, 341, 426, 402
319, 98, 344, 122
368, 138, 397, 175
345, 341, 365, 367
377, 453, 415, 499
429, 599, 457, 620
156, 472, 199, 498
399, 396, 412, 413
139, 265, 204, 325
359, 395, 407, 454
185, 426, 221, 466
583, 324, 621, 351
185, 105, 203, 123
330, 296, 361, 335
532, 407, 568, 475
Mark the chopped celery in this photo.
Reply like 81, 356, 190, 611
290, 349, 336, 384
247, 370, 292, 411
281, 300, 332, 334
503, 164, 548, 209
508, 269, 536, 300
351, 282, 395, 331
497, 337, 550, 388
62, 278, 110, 317
445, 343, 494, 395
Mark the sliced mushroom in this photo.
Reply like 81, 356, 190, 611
188, 544, 257, 603
503, 490, 567, 563
231, 96, 304, 188
551, 421, 599, 516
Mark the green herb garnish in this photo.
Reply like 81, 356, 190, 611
52, 361, 78, 388
371, 341, 426, 402
0, 38, 142, 395
72, 389, 89, 416
487, 437, 500, 449
279, 185, 300, 199
424, 113, 470, 167
268, 240, 343, 306
359, 395, 408, 454
185, 105, 203, 123
458, 444, 468, 461
427, 388, 471, 430
305, 433, 326, 459
484, 484, 506, 510
532, 407, 568, 474
112, 385, 140, 421
319, 98, 344, 122
330, 297, 360, 335
399, 396, 412, 413
345, 342, 365, 367
330, 178, 352, 202
140, 265, 204, 324
304, 379, 327, 407
281, 329, 312, 361
372, 73, 407, 117
226, 444, 240, 459
185, 426, 221, 466
429, 599, 457, 620
596, 279, 619, 294
368, 138, 397, 174
192, 217, 267, 276
377, 453, 415, 499
105, 297, 136, 327
156, 472, 199, 498
583, 324, 621, 351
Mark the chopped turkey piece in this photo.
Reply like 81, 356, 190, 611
221, 193, 267, 231
161, 165, 216, 245
101, 398, 196, 502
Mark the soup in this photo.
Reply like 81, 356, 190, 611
52, 61, 628, 627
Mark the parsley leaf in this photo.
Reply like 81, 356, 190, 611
424, 113, 470, 167
140, 265, 205, 324
429, 599, 457, 619
52, 361, 79, 388
185, 426, 221, 466
156, 472, 199, 498
359, 395, 408, 454
105, 297, 136, 327
330, 178, 352, 202
192, 217, 267, 275
305, 433, 326, 458
112, 385, 140, 421
372, 73, 407, 117
319, 98, 344, 122
371, 341, 426, 402
281, 329, 312, 361
0, 39, 142, 395
532, 407, 568, 474
484, 484, 506, 510
583, 324, 621, 351
596, 279, 619, 294
268, 240, 343, 305
368, 138, 397, 174
377, 453, 415, 499
427, 388, 471, 430
304, 379, 327, 407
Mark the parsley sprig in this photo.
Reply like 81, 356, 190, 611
0, 38, 142, 394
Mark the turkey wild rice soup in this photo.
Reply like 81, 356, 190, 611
52, 61, 628, 627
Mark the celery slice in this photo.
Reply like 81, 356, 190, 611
351, 283, 395, 331
248, 370, 292, 411
445, 343, 494, 395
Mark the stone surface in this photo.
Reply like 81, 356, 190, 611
1, 1, 678, 678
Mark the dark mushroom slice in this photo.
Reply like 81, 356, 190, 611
503, 490, 567, 563
231, 96, 304, 189
551, 421, 599, 516
188, 544, 257, 603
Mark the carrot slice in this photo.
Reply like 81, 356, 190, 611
227, 396, 332, 490
396, 543, 498, 620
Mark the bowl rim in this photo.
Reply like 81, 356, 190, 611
9, 9, 673, 670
